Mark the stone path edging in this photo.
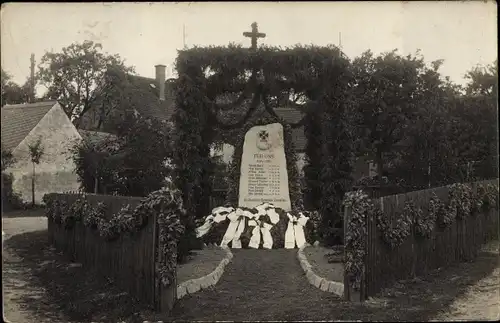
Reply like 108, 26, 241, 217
176, 245, 233, 299
297, 245, 344, 297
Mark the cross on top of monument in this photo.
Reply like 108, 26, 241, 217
243, 22, 266, 50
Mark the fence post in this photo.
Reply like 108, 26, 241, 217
158, 245, 177, 312
343, 205, 363, 302
153, 210, 178, 313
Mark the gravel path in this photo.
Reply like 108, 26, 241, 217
2, 216, 68, 323
431, 241, 500, 322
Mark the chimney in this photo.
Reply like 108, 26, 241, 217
155, 64, 166, 101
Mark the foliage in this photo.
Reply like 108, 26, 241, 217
38, 40, 134, 123
1, 149, 25, 210
389, 58, 498, 189
414, 196, 436, 237
70, 137, 116, 194
111, 112, 174, 197
376, 201, 413, 248
1, 68, 33, 106
43, 184, 185, 286
27, 137, 44, 164
464, 60, 498, 97
343, 190, 368, 290
475, 183, 499, 211
302, 106, 322, 210
352, 49, 425, 178
1, 148, 15, 171
70, 112, 173, 197
27, 137, 45, 206
343, 181, 499, 290
449, 183, 473, 220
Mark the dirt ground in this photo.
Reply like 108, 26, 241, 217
2, 215, 68, 323
430, 240, 499, 322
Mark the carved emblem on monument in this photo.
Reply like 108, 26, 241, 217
256, 130, 271, 150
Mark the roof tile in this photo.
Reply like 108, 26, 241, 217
1, 101, 56, 151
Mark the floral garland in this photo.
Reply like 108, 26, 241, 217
153, 187, 185, 286
448, 183, 473, 220
341, 182, 499, 291
475, 183, 499, 212
342, 190, 368, 291
375, 201, 413, 249
415, 197, 436, 237
43, 185, 185, 287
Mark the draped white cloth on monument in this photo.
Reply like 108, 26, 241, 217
195, 202, 311, 249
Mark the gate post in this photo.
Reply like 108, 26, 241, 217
343, 203, 365, 302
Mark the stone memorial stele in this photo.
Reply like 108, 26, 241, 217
238, 123, 292, 211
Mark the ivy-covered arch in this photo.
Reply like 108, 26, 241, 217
173, 43, 355, 247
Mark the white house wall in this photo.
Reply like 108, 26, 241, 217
8, 103, 82, 204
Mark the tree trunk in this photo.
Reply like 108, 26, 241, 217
32, 163, 35, 206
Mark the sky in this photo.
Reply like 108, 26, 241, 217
1, 1, 497, 95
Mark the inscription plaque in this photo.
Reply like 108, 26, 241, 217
238, 123, 291, 211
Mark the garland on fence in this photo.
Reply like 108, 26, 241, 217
444, 183, 473, 223
475, 183, 499, 212
415, 195, 438, 237
342, 181, 499, 291
342, 190, 368, 291
42, 184, 185, 287
376, 201, 413, 249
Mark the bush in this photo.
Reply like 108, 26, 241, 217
2, 172, 26, 211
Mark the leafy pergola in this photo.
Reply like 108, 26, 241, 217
172, 22, 356, 246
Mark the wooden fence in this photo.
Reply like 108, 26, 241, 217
344, 179, 499, 301
47, 193, 176, 312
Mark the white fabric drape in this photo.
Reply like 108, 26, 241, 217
196, 206, 235, 238
195, 215, 214, 238
248, 219, 274, 249
284, 213, 309, 249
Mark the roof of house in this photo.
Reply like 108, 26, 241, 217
106, 71, 308, 151
1, 101, 57, 151
122, 74, 176, 123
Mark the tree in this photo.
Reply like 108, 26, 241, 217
38, 40, 134, 124
71, 112, 173, 197
352, 49, 426, 180
70, 136, 117, 194
390, 59, 462, 189
464, 60, 498, 96
111, 112, 173, 196
1, 148, 15, 172
1, 68, 32, 106
27, 137, 44, 206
